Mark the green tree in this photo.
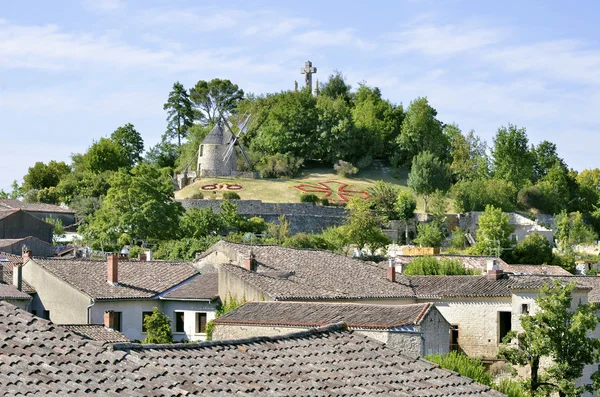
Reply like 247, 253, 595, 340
446, 124, 489, 181
110, 123, 144, 167
452, 178, 516, 213
267, 215, 290, 243
509, 233, 552, 265
37, 187, 59, 204
153, 236, 220, 261
470, 205, 514, 256
142, 307, 173, 344
22, 160, 71, 191
352, 84, 404, 159
492, 124, 535, 189
164, 81, 194, 146
413, 222, 444, 248
146, 137, 179, 169
314, 94, 360, 163
44, 216, 64, 244
320, 226, 351, 255
408, 151, 450, 212
531, 140, 567, 181
450, 227, 467, 250
180, 208, 226, 239
85, 138, 130, 174
395, 191, 417, 243
343, 196, 389, 253
368, 181, 401, 220
189, 78, 244, 125
577, 168, 600, 192
499, 281, 600, 397
319, 70, 353, 102
83, 164, 184, 246
396, 97, 448, 165
535, 161, 571, 214
250, 89, 318, 159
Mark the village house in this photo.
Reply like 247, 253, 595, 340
197, 241, 600, 362
0, 300, 504, 396
212, 301, 451, 357
18, 252, 219, 341
0, 199, 76, 227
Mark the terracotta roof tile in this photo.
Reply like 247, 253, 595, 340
0, 301, 504, 396
0, 252, 35, 294
0, 199, 75, 213
59, 324, 129, 343
215, 301, 435, 329
0, 284, 31, 300
162, 273, 219, 300
31, 258, 199, 300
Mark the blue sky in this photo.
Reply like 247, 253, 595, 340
1, 0, 600, 191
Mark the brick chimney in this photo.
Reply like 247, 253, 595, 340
244, 251, 256, 272
138, 253, 147, 261
387, 258, 396, 282
104, 311, 115, 329
107, 255, 118, 285
486, 259, 503, 280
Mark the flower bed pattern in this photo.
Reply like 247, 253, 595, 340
200, 183, 243, 191
293, 180, 370, 203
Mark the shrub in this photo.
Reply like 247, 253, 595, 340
320, 198, 330, 206
300, 193, 320, 203
449, 226, 467, 250
517, 185, 546, 212
404, 256, 477, 276
142, 307, 173, 344
153, 236, 220, 261
189, 192, 204, 199
222, 191, 241, 200
451, 178, 516, 213
257, 153, 304, 178
493, 379, 528, 397
508, 233, 552, 265
426, 351, 491, 386
356, 155, 373, 169
282, 233, 329, 249
334, 160, 358, 177
413, 223, 444, 248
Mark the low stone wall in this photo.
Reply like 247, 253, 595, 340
180, 199, 347, 234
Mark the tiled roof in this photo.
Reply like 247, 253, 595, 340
162, 273, 219, 300
215, 301, 435, 329
0, 209, 18, 220
0, 284, 31, 300
0, 301, 503, 396
0, 252, 35, 294
0, 199, 75, 213
31, 258, 199, 300
408, 276, 515, 298
502, 264, 572, 276
202, 241, 415, 300
59, 324, 129, 343
0, 238, 27, 249
509, 275, 600, 302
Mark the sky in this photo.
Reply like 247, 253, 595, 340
1, 0, 600, 191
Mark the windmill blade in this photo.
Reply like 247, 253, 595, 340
223, 139, 236, 163
238, 143, 253, 170
237, 114, 251, 134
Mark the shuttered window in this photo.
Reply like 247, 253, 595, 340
196, 312, 207, 334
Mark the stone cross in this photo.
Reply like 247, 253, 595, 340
300, 60, 317, 92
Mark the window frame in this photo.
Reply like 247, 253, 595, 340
195, 312, 208, 334
174, 311, 185, 333
141, 311, 153, 333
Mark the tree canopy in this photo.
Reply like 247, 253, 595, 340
190, 78, 244, 125
164, 81, 194, 146
408, 151, 450, 212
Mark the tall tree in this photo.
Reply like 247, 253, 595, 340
395, 191, 417, 243
22, 160, 71, 191
110, 123, 144, 167
343, 196, 389, 253
499, 281, 600, 397
407, 151, 450, 212
189, 78, 244, 125
82, 164, 184, 246
84, 138, 131, 174
470, 205, 514, 256
446, 124, 489, 181
532, 140, 567, 181
368, 181, 401, 220
314, 95, 360, 163
146, 136, 179, 169
164, 81, 194, 146
492, 124, 535, 188
319, 70, 353, 103
396, 97, 448, 166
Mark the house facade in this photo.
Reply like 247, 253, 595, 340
0, 209, 54, 243
20, 253, 219, 341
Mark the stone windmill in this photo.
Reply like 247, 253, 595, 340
196, 113, 252, 177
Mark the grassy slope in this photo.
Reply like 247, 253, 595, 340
175, 167, 435, 212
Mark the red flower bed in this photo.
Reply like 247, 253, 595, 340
293, 180, 370, 203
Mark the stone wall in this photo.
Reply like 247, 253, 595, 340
180, 199, 348, 234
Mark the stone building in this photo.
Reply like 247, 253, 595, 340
0, 301, 504, 396
20, 254, 220, 341
212, 301, 451, 357
0, 199, 76, 227
0, 209, 54, 243
196, 123, 237, 177
459, 211, 553, 244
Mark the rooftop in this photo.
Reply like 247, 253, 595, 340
58, 324, 129, 343
0, 283, 31, 300
162, 273, 219, 301
215, 301, 435, 329
0, 301, 503, 396
0, 199, 75, 214
0, 252, 35, 294
30, 257, 199, 300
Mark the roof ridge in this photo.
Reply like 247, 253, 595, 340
113, 322, 349, 351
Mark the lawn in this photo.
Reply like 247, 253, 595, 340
175, 166, 436, 212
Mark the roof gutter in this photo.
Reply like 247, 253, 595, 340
86, 298, 96, 324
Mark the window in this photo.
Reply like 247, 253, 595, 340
43, 310, 50, 320
450, 325, 459, 352
141, 311, 153, 333
521, 304, 530, 314
175, 312, 185, 333
196, 312, 207, 334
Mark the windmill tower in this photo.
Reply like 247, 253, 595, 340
197, 114, 252, 177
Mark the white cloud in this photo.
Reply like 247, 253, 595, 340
293, 28, 375, 49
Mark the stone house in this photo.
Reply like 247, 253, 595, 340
197, 241, 600, 363
212, 301, 451, 357
0, 301, 505, 396
0, 199, 76, 227
19, 253, 220, 341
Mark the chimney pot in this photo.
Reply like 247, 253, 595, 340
387, 258, 396, 282
487, 269, 504, 280
107, 255, 118, 285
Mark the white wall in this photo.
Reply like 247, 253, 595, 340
163, 300, 217, 342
